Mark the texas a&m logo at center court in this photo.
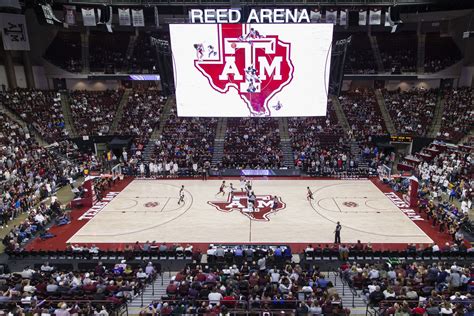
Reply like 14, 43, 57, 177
194, 24, 294, 117
208, 192, 286, 221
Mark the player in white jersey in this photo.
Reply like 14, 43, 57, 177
178, 185, 185, 205
240, 176, 246, 192
228, 183, 236, 198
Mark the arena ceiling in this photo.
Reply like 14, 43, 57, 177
50, 0, 471, 9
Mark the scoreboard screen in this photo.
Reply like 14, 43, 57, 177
170, 23, 333, 117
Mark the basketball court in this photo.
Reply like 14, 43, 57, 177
67, 179, 432, 245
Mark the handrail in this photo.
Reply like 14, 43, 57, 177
339, 269, 359, 308
139, 272, 158, 308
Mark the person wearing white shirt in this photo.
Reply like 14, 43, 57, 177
432, 244, 440, 252
89, 244, 100, 254
208, 289, 223, 305
368, 268, 380, 279
207, 247, 216, 256
41, 262, 54, 272
144, 262, 155, 276
149, 162, 154, 176
34, 213, 46, 224
461, 200, 469, 214
270, 270, 280, 283
136, 268, 148, 280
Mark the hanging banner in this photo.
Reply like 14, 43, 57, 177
81, 8, 96, 26
41, 3, 62, 25
325, 9, 337, 24
385, 8, 393, 27
339, 9, 347, 26
64, 5, 76, 25
131, 8, 145, 27
359, 10, 367, 26
106, 6, 113, 32
369, 9, 382, 25
97, 5, 113, 32
0, 13, 30, 51
154, 6, 159, 28
310, 9, 321, 23
118, 8, 131, 26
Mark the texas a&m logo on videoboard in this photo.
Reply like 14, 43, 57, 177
194, 24, 293, 116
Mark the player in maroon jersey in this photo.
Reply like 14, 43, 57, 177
216, 181, 226, 196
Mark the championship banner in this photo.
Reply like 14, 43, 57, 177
369, 9, 382, 25
310, 9, 321, 23
81, 8, 96, 26
0, 13, 30, 51
154, 6, 159, 28
339, 9, 347, 26
131, 8, 145, 27
41, 3, 62, 25
325, 9, 337, 25
385, 8, 394, 27
97, 5, 113, 32
118, 8, 131, 26
64, 5, 76, 26
359, 10, 367, 25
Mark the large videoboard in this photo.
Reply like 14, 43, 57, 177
170, 23, 333, 117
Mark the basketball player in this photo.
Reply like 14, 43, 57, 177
240, 176, 246, 192
248, 191, 256, 207
245, 180, 252, 193
207, 45, 217, 58
228, 183, 236, 198
178, 185, 185, 205
307, 187, 314, 201
194, 43, 204, 61
216, 181, 226, 196
272, 196, 279, 211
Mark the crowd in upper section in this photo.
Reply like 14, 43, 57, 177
43, 30, 462, 75
438, 88, 473, 143
383, 88, 438, 136
69, 90, 124, 136
339, 89, 387, 141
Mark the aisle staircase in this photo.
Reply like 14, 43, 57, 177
0, 102, 48, 146
331, 95, 350, 133
60, 92, 78, 138
142, 96, 175, 162
417, 34, 426, 73
278, 117, 294, 168
328, 271, 368, 315
368, 35, 384, 73
427, 94, 445, 138
211, 117, 227, 167
110, 89, 131, 133
128, 272, 174, 315
374, 89, 396, 135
